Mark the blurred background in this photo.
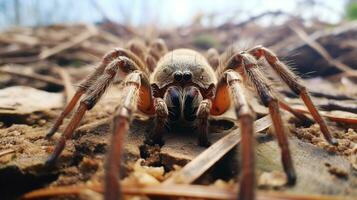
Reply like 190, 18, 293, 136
0, 0, 356, 89
0, 0, 354, 29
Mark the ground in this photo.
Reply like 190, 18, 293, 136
0, 78, 356, 199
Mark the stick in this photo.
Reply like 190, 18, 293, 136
53, 66, 75, 104
0, 149, 15, 157
291, 107, 357, 124
38, 25, 98, 60
163, 115, 272, 185
289, 25, 357, 76
0, 67, 63, 87
22, 183, 344, 200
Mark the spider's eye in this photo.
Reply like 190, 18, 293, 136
174, 71, 183, 82
183, 71, 192, 82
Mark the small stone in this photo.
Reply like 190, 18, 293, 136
37, 119, 47, 126
258, 171, 287, 188
327, 166, 348, 179
325, 145, 338, 154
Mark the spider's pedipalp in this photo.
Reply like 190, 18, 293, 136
248, 46, 337, 145
197, 99, 212, 147
147, 97, 169, 145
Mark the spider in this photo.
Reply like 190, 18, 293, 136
45, 39, 337, 200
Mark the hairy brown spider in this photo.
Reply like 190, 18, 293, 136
45, 39, 337, 200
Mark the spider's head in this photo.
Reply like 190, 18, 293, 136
150, 49, 218, 126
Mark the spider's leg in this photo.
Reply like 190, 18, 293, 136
268, 99, 296, 184
206, 48, 220, 70
248, 46, 337, 145
46, 48, 145, 137
149, 38, 168, 60
46, 49, 116, 137
46, 89, 85, 138
146, 39, 168, 72
105, 71, 151, 200
246, 64, 296, 185
226, 52, 296, 185
46, 57, 140, 165
197, 99, 212, 147
220, 70, 255, 200
127, 39, 146, 62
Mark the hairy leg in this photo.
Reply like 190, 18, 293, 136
206, 48, 220, 70
105, 71, 144, 200
222, 70, 256, 200
46, 89, 85, 137
146, 39, 168, 72
46, 57, 141, 165
268, 99, 296, 184
126, 39, 146, 63
46, 48, 146, 137
248, 46, 337, 145
245, 64, 297, 185
225, 52, 296, 185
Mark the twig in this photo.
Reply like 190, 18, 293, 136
291, 107, 357, 124
0, 67, 63, 87
22, 183, 344, 200
38, 25, 98, 60
218, 11, 291, 30
53, 66, 75, 104
0, 149, 15, 157
289, 24, 357, 76
163, 115, 272, 185
0, 56, 39, 64
98, 30, 122, 45
76, 118, 110, 133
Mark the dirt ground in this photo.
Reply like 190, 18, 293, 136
0, 77, 356, 200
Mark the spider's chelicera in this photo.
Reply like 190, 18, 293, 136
45, 39, 337, 200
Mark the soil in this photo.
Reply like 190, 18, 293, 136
0, 81, 356, 200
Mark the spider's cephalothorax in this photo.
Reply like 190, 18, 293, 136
45, 39, 337, 200
150, 49, 217, 134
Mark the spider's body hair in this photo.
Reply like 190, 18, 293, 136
149, 49, 215, 125
151, 49, 217, 90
